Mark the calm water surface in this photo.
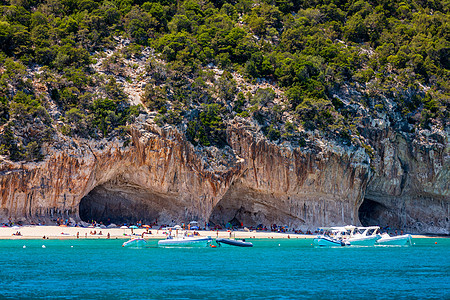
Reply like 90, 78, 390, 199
0, 238, 448, 299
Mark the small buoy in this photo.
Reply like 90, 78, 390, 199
278, 244, 280, 246
435, 242, 437, 244
71, 246, 73, 248
210, 245, 217, 248
23, 245, 26, 248
42, 245, 46, 248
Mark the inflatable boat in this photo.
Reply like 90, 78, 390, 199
216, 238, 253, 247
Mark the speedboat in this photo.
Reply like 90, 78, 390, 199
313, 227, 351, 247
158, 232, 212, 247
376, 233, 412, 246
216, 238, 253, 247
122, 237, 147, 248
346, 226, 381, 246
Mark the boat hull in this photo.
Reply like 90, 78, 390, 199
122, 238, 147, 248
313, 237, 347, 247
348, 236, 380, 246
158, 236, 212, 247
376, 234, 412, 246
216, 238, 253, 247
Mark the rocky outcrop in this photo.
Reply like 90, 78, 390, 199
0, 115, 375, 231
211, 120, 371, 229
359, 125, 449, 234
0, 115, 448, 234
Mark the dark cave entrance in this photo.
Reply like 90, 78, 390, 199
79, 180, 182, 225
208, 181, 305, 229
209, 200, 265, 228
358, 198, 389, 227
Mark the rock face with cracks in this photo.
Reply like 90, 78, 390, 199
0, 117, 448, 234
360, 126, 449, 235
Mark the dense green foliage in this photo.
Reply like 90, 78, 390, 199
0, 0, 448, 160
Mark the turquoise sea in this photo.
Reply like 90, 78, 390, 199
0, 238, 449, 299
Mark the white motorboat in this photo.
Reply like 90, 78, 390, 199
346, 226, 381, 246
122, 237, 147, 248
376, 233, 412, 246
158, 232, 212, 247
313, 227, 351, 247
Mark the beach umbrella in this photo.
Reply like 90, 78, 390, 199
120, 225, 128, 235
129, 225, 138, 234
174, 225, 182, 229
142, 225, 150, 228
11, 225, 20, 229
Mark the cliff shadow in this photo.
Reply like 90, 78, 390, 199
208, 181, 305, 228
359, 195, 450, 234
358, 198, 396, 228
79, 180, 183, 225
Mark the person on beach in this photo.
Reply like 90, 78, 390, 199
77, 232, 79, 239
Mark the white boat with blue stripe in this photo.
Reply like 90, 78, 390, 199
313, 227, 351, 247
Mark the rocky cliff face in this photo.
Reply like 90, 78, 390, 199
2, 111, 447, 234
359, 124, 449, 234
0, 114, 373, 230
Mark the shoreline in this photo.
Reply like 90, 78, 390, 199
0, 225, 446, 240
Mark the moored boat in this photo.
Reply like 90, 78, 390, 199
346, 226, 381, 246
122, 237, 147, 248
313, 236, 348, 247
313, 227, 350, 247
376, 233, 412, 246
216, 238, 253, 247
158, 232, 212, 247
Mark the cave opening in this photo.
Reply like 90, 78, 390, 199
79, 180, 182, 225
358, 198, 389, 227
208, 181, 305, 229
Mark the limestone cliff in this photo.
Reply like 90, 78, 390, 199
360, 125, 449, 235
1, 111, 447, 234
0, 117, 371, 230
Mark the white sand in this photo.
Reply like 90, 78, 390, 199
0, 225, 314, 240
0, 226, 441, 240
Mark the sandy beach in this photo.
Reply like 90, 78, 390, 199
0, 225, 440, 240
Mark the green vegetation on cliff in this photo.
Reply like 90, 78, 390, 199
0, 0, 448, 161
